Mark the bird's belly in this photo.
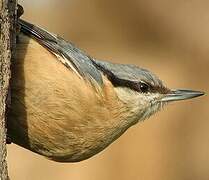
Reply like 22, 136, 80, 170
8, 33, 125, 162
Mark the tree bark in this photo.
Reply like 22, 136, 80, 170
0, 0, 16, 179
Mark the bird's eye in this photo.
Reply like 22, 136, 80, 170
139, 81, 149, 93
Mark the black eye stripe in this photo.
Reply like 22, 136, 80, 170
93, 62, 170, 94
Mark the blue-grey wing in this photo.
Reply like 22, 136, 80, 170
18, 19, 103, 86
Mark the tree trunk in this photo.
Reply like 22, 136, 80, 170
0, 0, 16, 179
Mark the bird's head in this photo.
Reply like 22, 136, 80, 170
93, 60, 204, 125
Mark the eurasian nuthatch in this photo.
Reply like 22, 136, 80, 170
7, 19, 204, 162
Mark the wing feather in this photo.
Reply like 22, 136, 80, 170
18, 19, 103, 86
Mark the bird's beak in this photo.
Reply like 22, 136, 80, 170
161, 89, 205, 102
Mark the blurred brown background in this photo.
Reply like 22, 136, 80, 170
7, 0, 208, 179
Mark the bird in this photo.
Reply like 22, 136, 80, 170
7, 18, 204, 163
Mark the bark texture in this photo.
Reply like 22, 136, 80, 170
0, 0, 16, 179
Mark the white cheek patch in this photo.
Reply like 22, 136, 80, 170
114, 87, 137, 103
139, 93, 165, 121
141, 103, 160, 120
114, 88, 166, 123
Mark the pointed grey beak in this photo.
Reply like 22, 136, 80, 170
161, 89, 205, 102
